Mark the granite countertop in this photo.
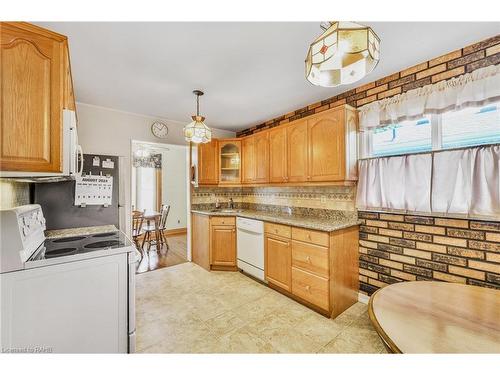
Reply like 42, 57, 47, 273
191, 209, 361, 232
45, 225, 119, 239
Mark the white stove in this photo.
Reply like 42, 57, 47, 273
0, 204, 136, 353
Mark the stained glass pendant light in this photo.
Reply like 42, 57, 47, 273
184, 90, 212, 143
305, 21, 380, 87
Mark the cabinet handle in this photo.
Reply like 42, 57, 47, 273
307, 234, 312, 240
305, 285, 311, 292
307, 176, 311, 180
306, 256, 311, 262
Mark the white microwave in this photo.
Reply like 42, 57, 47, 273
0, 110, 83, 181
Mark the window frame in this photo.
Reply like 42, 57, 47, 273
359, 105, 499, 159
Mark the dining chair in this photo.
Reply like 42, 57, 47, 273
141, 214, 161, 253
132, 210, 145, 254
157, 205, 171, 250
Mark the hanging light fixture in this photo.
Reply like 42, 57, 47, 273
184, 90, 212, 143
305, 21, 380, 87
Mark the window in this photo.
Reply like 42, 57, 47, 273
361, 103, 500, 158
372, 118, 431, 157
442, 105, 500, 149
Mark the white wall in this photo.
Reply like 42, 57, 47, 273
160, 144, 188, 230
76, 102, 235, 237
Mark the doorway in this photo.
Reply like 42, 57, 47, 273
131, 140, 189, 273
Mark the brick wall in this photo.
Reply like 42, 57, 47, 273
358, 212, 500, 296
237, 34, 500, 137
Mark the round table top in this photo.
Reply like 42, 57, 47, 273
368, 281, 500, 353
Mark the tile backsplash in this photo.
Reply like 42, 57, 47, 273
192, 185, 356, 212
0, 180, 30, 209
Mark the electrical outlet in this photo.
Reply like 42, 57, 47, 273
320, 195, 327, 203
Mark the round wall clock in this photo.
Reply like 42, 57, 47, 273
151, 121, 169, 139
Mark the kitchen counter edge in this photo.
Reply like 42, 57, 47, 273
190, 209, 361, 232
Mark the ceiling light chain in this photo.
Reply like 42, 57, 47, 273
184, 90, 212, 144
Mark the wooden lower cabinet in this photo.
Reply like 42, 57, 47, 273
191, 213, 237, 271
291, 267, 329, 311
264, 223, 359, 318
211, 224, 236, 268
264, 234, 291, 292
192, 213, 210, 270
191, 213, 359, 318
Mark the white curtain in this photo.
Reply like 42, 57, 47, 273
357, 145, 500, 218
358, 64, 500, 130
356, 153, 432, 212
432, 145, 500, 217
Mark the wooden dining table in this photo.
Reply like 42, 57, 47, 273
142, 210, 162, 227
368, 281, 500, 353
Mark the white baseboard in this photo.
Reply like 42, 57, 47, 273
358, 292, 370, 304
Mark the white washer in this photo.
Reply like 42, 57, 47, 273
236, 217, 265, 282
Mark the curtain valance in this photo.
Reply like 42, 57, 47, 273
358, 64, 500, 131
133, 153, 162, 169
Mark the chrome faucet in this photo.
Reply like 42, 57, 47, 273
228, 198, 234, 210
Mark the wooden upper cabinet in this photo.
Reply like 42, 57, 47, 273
308, 107, 345, 181
0, 22, 67, 173
219, 140, 241, 185
211, 224, 236, 267
242, 136, 255, 183
286, 119, 309, 182
198, 140, 219, 185
269, 126, 287, 183
242, 132, 269, 184
254, 131, 269, 183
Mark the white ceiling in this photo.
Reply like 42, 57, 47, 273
38, 22, 499, 131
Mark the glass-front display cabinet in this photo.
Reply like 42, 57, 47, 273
218, 140, 241, 184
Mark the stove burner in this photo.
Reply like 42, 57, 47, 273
45, 247, 78, 258
52, 236, 86, 243
83, 240, 122, 249
92, 232, 117, 238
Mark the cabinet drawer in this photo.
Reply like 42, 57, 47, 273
210, 216, 235, 226
292, 240, 329, 278
292, 227, 329, 247
292, 267, 329, 311
265, 222, 291, 238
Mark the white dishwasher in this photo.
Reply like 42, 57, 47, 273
236, 217, 266, 282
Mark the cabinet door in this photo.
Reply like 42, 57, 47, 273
63, 41, 76, 111
211, 225, 236, 266
269, 126, 287, 183
1, 22, 64, 173
219, 140, 241, 184
242, 136, 255, 183
198, 140, 218, 185
254, 131, 269, 183
286, 120, 308, 182
308, 107, 345, 181
265, 234, 291, 291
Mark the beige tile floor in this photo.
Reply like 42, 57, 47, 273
136, 262, 387, 353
